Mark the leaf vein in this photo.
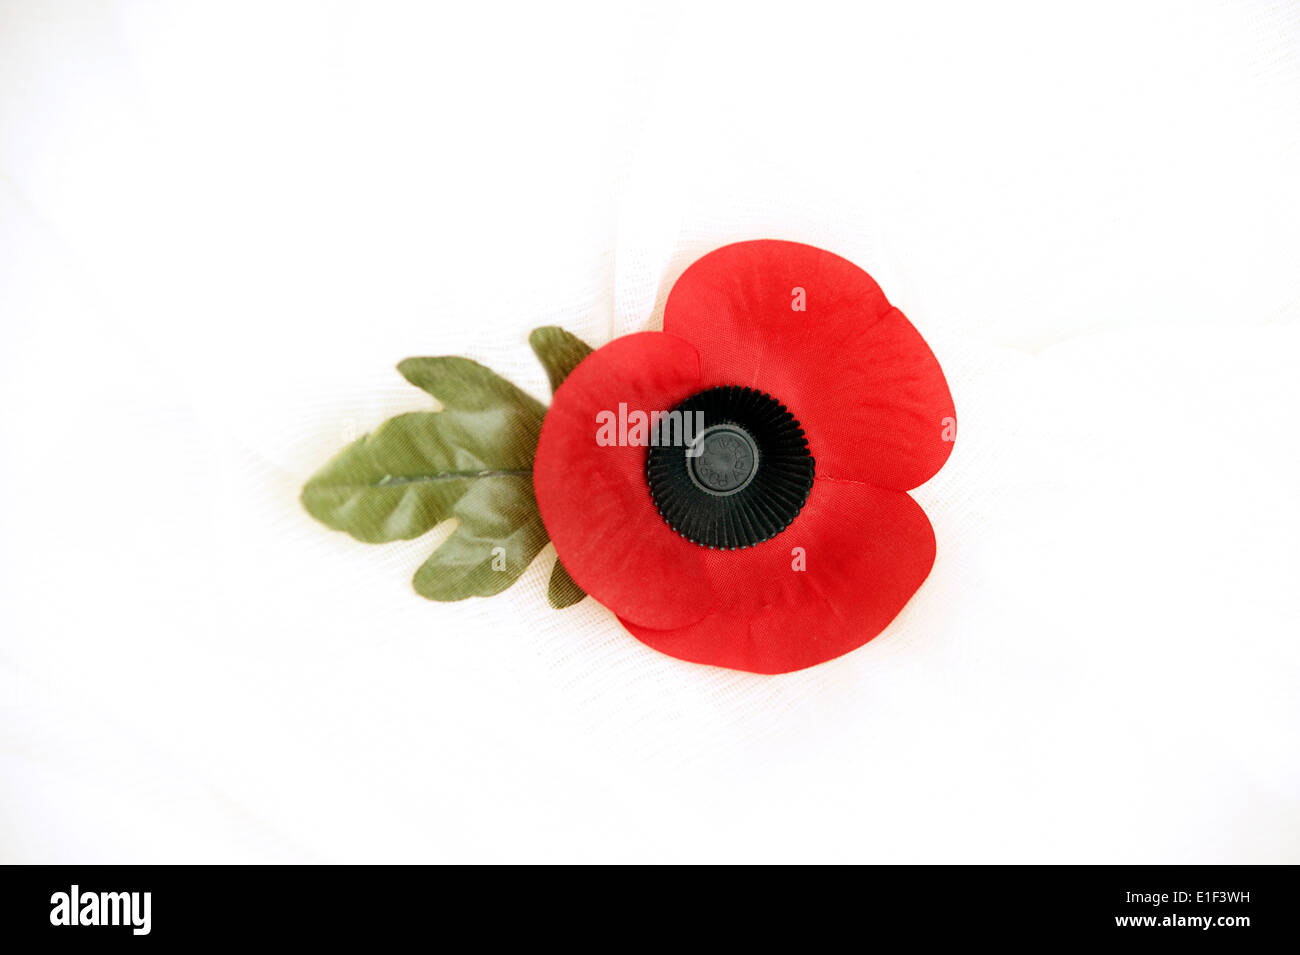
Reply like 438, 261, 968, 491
375, 469, 532, 486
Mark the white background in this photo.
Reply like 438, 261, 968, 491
2, 0, 1297, 862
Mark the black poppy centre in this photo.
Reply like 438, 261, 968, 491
646, 385, 815, 549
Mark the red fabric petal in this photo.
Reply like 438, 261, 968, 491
618, 477, 936, 674
533, 332, 717, 630
664, 239, 956, 490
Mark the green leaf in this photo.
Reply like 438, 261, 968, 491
301, 356, 550, 599
548, 556, 586, 609
529, 326, 593, 393
398, 355, 546, 416
413, 477, 548, 600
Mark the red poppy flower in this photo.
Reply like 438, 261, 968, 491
534, 240, 956, 673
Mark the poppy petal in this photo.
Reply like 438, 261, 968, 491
533, 332, 716, 630
618, 476, 937, 673
664, 239, 956, 490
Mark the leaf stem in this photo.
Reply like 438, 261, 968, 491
375, 469, 532, 486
